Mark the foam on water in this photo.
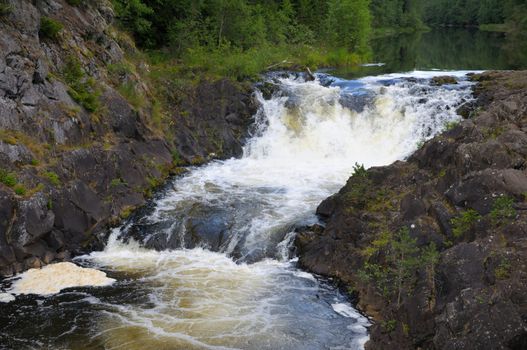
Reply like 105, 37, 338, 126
8, 262, 115, 296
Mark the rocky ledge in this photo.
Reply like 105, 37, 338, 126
0, 0, 257, 277
296, 71, 527, 349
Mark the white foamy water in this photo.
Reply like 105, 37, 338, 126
0, 71, 476, 350
8, 262, 115, 296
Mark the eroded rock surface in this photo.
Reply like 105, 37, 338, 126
0, 0, 256, 277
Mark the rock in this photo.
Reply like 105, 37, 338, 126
295, 71, 527, 349
431, 76, 458, 86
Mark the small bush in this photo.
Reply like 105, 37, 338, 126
0, 1, 11, 16
490, 196, 516, 226
495, 259, 512, 279
14, 184, 27, 196
0, 169, 16, 187
40, 17, 63, 40
44, 171, 60, 186
62, 57, 100, 112
451, 209, 481, 238
110, 178, 127, 187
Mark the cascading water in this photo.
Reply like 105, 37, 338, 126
0, 71, 477, 350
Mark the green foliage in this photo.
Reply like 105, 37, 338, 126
44, 171, 61, 186
14, 184, 27, 196
444, 120, 459, 131
383, 319, 397, 332
421, 0, 527, 30
490, 195, 516, 226
451, 208, 481, 238
495, 258, 511, 279
0, 169, 17, 187
0, 0, 11, 16
117, 81, 145, 110
40, 17, 64, 40
110, 178, 127, 187
344, 163, 371, 209
62, 56, 100, 112
66, 0, 82, 5
353, 162, 368, 177
358, 227, 440, 307
171, 149, 182, 166
325, 0, 371, 53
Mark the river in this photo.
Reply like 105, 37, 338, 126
0, 28, 526, 350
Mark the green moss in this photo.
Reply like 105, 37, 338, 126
451, 209, 481, 238
40, 17, 63, 40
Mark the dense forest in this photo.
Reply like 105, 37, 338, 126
422, 0, 527, 28
109, 0, 527, 79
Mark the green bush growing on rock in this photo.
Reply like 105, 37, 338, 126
0, 169, 17, 187
451, 209, 481, 238
358, 227, 439, 307
62, 56, 100, 112
344, 163, 371, 209
40, 17, 63, 40
0, 0, 11, 16
444, 120, 459, 131
495, 259, 512, 280
44, 171, 60, 186
490, 196, 516, 226
14, 184, 27, 196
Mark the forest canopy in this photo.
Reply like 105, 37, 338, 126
109, 0, 527, 79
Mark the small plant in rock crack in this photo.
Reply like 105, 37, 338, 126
343, 163, 371, 209
490, 195, 516, 226
451, 208, 481, 238
358, 227, 439, 308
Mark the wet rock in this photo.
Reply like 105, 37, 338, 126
295, 71, 527, 350
431, 76, 458, 86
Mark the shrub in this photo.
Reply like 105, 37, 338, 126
0, 169, 16, 187
40, 17, 63, 40
358, 227, 439, 307
495, 259, 512, 279
62, 56, 100, 112
66, 0, 82, 5
0, 0, 11, 16
451, 209, 481, 238
44, 171, 60, 186
14, 184, 27, 196
110, 178, 127, 187
490, 196, 516, 226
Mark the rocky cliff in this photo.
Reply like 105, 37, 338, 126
0, 0, 256, 277
296, 71, 527, 349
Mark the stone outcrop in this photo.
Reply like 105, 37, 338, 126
296, 71, 527, 349
0, 0, 256, 277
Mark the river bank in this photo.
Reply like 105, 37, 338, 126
296, 70, 527, 349
0, 0, 257, 277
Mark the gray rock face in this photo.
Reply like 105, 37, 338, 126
0, 0, 256, 277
